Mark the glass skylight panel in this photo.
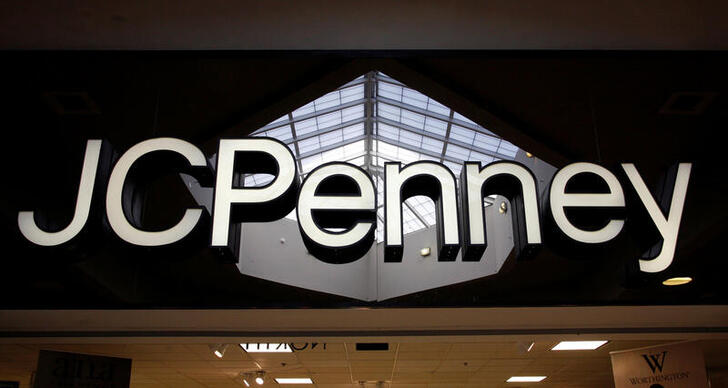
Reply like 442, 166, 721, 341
401, 109, 426, 130
449, 124, 476, 145
444, 160, 463, 175
347, 155, 366, 167
316, 110, 342, 130
313, 90, 341, 111
405, 195, 437, 226
244, 174, 274, 187
423, 116, 448, 137
402, 88, 429, 109
268, 115, 289, 126
291, 102, 316, 118
375, 175, 385, 207
426, 98, 450, 116
300, 154, 323, 174
378, 81, 404, 101
498, 140, 519, 158
294, 117, 318, 137
375, 140, 420, 164
341, 104, 364, 123
377, 102, 401, 122
340, 84, 365, 104
445, 143, 471, 161
422, 137, 445, 154
453, 111, 477, 126
474, 132, 501, 153
319, 129, 343, 148
398, 128, 423, 147
255, 125, 293, 143
402, 206, 425, 234
341, 140, 366, 156
297, 136, 323, 155
376, 217, 384, 243
470, 151, 495, 164
343, 122, 365, 140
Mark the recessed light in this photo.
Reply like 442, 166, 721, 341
663, 277, 692, 286
275, 378, 313, 384
551, 340, 608, 351
240, 343, 292, 353
507, 376, 546, 382
420, 247, 431, 257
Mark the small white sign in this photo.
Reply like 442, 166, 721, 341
610, 341, 708, 388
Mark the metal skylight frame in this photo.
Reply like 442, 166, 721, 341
249, 72, 523, 241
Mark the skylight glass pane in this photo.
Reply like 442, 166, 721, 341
401, 109, 426, 130
378, 81, 403, 101
340, 84, 364, 104
405, 195, 436, 226
341, 104, 364, 122
376, 217, 384, 243
342, 140, 366, 156
314, 90, 341, 111
319, 130, 343, 148
321, 147, 344, 164
449, 125, 476, 145
297, 136, 321, 154
402, 206, 425, 234
426, 99, 450, 116
300, 154, 323, 173
316, 110, 342, 130
377, 122, 400, 141
445, 143, 470, 161
423, 117, 448, 137
268, 115, 289, 126
452, 112, 477, 126
255, 125, 293, 143
244, 174, 274, 187
294, 117, 318, 137
498, 140, 519, 157
348, 155, 366, 167
343, 122, 365, 140
291, 102, 315, 118
444, 160, 463, 175
375, 176, 384, 207
469, 151, 494, 164
474, 133, 501, 152
399, 129, 423, 147
375, 140, 420, 164
377, 102, 401, 122
422, 137, 444, 154
402, 88, 428, 109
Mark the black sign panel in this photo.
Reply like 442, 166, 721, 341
33, 350, 131, 388
0, 382, 20, 388
1, 51, 727, 309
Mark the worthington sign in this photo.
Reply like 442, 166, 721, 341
18, 138, 691, 275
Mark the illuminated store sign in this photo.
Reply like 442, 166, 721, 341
18, 137, 691, 274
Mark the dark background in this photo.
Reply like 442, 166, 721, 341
0, 51, 726, 308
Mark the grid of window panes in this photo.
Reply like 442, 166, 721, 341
249, 72, 523, 241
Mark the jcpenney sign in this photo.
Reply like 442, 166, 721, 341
18, 137, 690, 274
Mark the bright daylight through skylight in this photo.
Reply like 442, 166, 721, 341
248, 72, 523, 242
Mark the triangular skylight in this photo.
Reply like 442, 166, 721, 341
248, 72, 524, 241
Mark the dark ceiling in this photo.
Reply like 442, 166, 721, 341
0, 51, 726, 308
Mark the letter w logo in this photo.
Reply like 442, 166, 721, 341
642, 351, 667, 373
